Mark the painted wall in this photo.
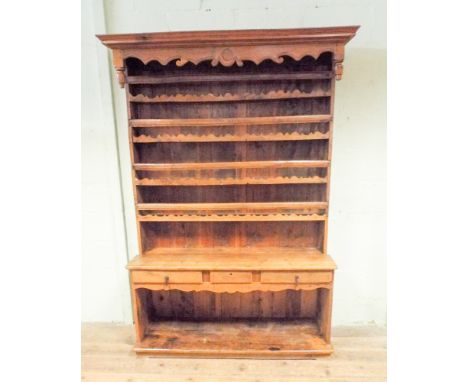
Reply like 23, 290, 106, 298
82, 0, 386, 325
81, 0, 131, 322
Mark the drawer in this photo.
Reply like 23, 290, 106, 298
261, 271, 332, 284
132, 271, 203, 284
211, 271, 252, 284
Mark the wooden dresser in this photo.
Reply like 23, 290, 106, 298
98, 26, 358, 358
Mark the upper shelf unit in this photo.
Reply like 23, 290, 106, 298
128, 65, 332, 156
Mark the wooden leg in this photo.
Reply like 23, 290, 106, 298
319, 286, 333, 343
131, 287, 148, 345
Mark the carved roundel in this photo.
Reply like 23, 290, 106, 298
211, 48, 243, 67
221, 48, 233, 61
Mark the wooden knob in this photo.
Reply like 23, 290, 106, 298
164, 276, 169, 285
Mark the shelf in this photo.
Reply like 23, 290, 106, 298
129, 89, 331, 103
136, 319, 332, 357
127, 248, 334, 271
137, 202, 327, 211
135, 176, 327, 186
134, 160, 329, 171
138, 213, 326, 222
127, 71, 333, 85
137, 202, 327, 222
132, 131, 329, 143
130, 115, 332, 128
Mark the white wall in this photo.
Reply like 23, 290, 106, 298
82, 0, 386, 325
81, 0, 131, 322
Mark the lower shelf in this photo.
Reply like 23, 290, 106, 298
136, 319, 332, 358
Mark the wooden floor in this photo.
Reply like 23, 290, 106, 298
82, 323, 386, 382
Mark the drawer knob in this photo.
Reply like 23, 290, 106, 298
164, 276, 170, 285
294, 275, 299, 286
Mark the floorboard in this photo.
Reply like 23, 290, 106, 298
82, 323, 386, 382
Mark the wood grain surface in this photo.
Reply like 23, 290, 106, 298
82, 323, 386, 382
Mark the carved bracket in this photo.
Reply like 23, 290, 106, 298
334, 61, 344, 80
115, 68, 125, 88
333, 46, 345, 81
111, 49, 126, 88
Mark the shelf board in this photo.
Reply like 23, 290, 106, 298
132, 131, 330, 143
130, 115, 332, 128
127, 71, 333, 85
136, 319, 332, 358
138, 213, 326, 222
137, 201, 328, 211
127, 248, 335, 271
135, 176, 327, 186
137, 202, 327, 222
134, 160, 329, 171
129, 89, 331, 103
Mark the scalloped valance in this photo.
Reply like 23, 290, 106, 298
97, 26, 359, 87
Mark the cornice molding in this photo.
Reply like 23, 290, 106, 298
97, 26, 359, 87
97, 26, 359, 48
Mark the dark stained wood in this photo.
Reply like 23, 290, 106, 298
98, 26, 357, 358
143, 290, 319, 320
135, 176, 327, 186
129, 89, 332, 104
127, 71, 333, 85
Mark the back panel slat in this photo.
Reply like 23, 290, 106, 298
145, 290, 319, 320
